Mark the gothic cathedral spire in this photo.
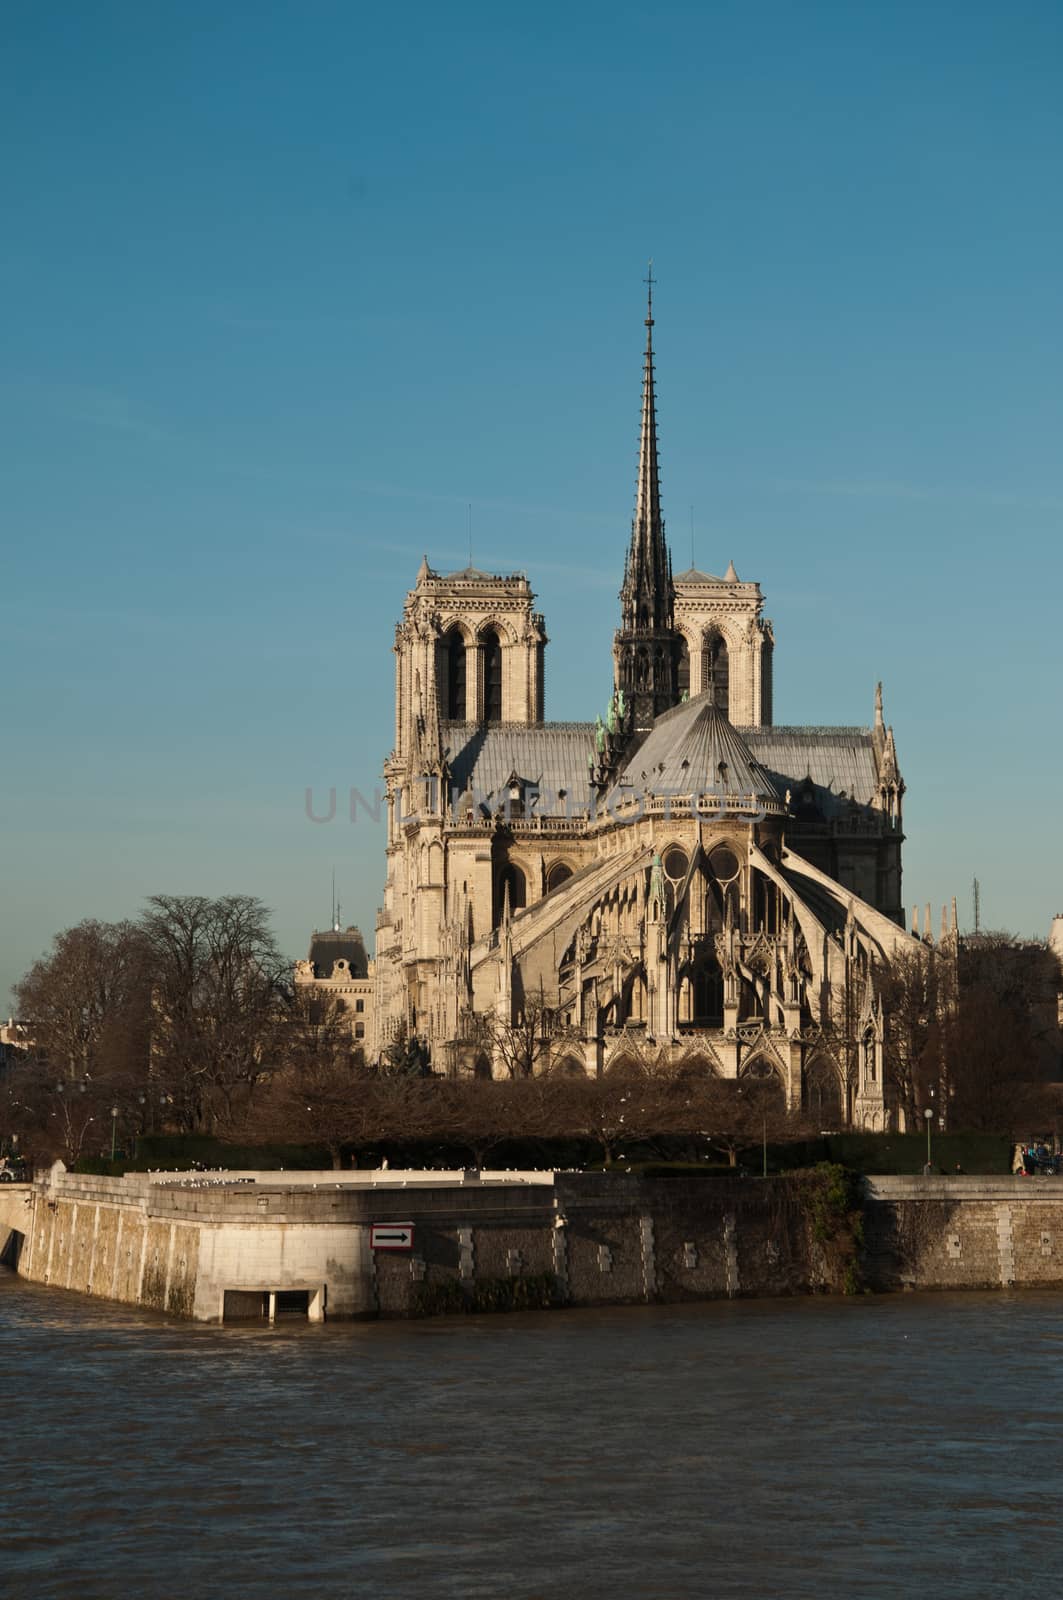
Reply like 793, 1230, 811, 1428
614, 268, 681, 732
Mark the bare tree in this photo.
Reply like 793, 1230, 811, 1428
13, 919, 150, 1082
941, 987, 1039, 1133
422, 1077, 566, 1167
545, 1070, 666, 1166
252, 1061, 431, 1171
140, 894, 288, 1134
465, 996, 582, 1080
876, 948, 944, 1130
958, 932, 1062, 1082
1, 1059, 108, 1167
664, 1072, 795, 1167
380, 1020, 432, 1076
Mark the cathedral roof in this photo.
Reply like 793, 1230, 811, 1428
443, 721, 597, 814
615, 691, 782, 807
742, 727, 882, 814
673, 565, 724, 583
413, 562, 531, 590
443, 565, 503, 581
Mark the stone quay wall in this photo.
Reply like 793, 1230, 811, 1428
3, 1171, 1063, 1322
863, 1176, 1063, 1291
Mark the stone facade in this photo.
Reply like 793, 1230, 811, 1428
369, 295, 920, 1130
294, 924, 374, 1049
673, 563, 773, 727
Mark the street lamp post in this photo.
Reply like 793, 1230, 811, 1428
924, 1106, 934, 1171
110, 1106, 119, 1161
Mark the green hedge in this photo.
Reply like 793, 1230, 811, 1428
72, 1157, 131, 1176
73, 1129, 1013, 1179
820, 1132, 1011, 1176
129, 1134, 330, 1171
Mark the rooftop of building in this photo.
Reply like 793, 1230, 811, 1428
307, 926, 369, 980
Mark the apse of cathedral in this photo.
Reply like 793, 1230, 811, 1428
373, 285, 929, 1128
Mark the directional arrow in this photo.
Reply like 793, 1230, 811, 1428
370, 1223, 415, 1251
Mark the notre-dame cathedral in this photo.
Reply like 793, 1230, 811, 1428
372, 286, 925, 1128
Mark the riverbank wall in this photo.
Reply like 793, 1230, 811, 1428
2, 1168, 1062, 1321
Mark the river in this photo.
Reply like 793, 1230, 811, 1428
2, 1271, 1060, 1596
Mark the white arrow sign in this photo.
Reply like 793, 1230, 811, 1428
370, 1223, 415, 1251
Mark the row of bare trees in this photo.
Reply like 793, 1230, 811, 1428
4, 900, 1060, 1167
245, 1061, 797, 1170
3, 892, 801, 1166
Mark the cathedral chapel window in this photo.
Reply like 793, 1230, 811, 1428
709, 845, 740, 884
663, 846, 689, 881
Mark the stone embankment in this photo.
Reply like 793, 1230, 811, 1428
863, 1176, 1063, 1291
2, 1168, 1061, 1322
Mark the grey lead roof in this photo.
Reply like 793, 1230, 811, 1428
439, 717, 884, 820
442, 721, 597, 812
615, 694, 781, 805
442, 566, 510, 582
674, 566, 725, 583
741, 727, 882, 814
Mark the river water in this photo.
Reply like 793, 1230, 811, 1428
2, 1272, 1061, 1597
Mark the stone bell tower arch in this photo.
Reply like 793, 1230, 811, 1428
673, 562, 774, 727
391, 557, 547, 772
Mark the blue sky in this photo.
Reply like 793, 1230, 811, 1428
3, 0, 1062, 1002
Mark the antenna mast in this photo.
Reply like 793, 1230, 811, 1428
972, 876, 981, 935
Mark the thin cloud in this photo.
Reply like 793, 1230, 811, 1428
212, 311, 372, 333
777, 476, 1063, 514
6, 377, 176, 444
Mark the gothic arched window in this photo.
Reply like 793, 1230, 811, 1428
702, 629, 729, 714
804, 1058, 843, 1127
691, 959, 723, 1026
442, 628, 467, 720
677, 636, 690, 698
546, 861, 573, 893
482, 628, 503, 722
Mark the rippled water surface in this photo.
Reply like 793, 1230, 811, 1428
2, 1273, 1062, 1597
